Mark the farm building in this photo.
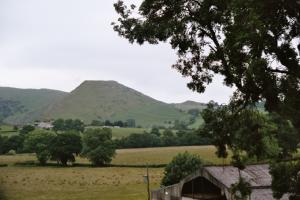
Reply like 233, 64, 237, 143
151, 164, 290, 200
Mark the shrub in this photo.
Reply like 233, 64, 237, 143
161, 152, 203, 186
82, 128, 116, 166
7, 149, 16, 155
24, 130, 56, 165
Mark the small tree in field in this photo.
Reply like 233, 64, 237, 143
24, 130, 56, 165
82, 128, 116, 166
161, 152, 203, 186
49, 131, 82, 166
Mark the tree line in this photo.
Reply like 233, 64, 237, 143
90, 119, 136, 128
0, 125, 116, 166
115, 128, 211, 149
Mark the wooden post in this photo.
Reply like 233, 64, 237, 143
147, 165, 150, 200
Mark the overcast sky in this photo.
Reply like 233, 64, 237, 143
0, 0, 233, 104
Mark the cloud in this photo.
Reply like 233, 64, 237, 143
0, 0, 233, 104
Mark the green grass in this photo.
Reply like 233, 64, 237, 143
0, 167, 162, 200
0, 146, 228, 166
0, 125, 18, 137
188, 116, 204, 129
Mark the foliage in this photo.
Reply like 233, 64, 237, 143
161, 152, 203, 186
116, 132, 161, 148
201, 103, 300, 197
2, 135, 24, 154
230, 177, 252, 200
0, 135, 7, 154
49, 131, 82, 166
82, 128, 116, 166
113, 1, 300, 196
269, 113, 299, 158
6, 149, 16, 155
161, 129, 178, 146
150, 127, 160, 137
24, 130, 56, 165
115, 128, 211, 149
270, 161, 300, 200
90, 120, 104, 126
19, 125, 35, 135
113, 0, 300, 125
201, 103, 297, 162
173, 120, 187, 130
52, 119, 85, 133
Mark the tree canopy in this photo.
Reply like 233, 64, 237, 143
24, 130, 56, 165
113, 1, 300, 198
49, 131, 82, 166
81, 128, 116, 166
113, 0, 300, 126
52, 119, 85, 133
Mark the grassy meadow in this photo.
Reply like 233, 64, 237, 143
0, 125, 18, 137
0, 146, 226, 200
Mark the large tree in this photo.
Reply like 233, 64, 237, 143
49, 131, 82, 166
113, 0, 299, 125
113, 1, 300, 198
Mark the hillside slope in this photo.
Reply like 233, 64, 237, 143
173, 100, 207, 112
44, 81, 189, 127
0, 87, 67, 124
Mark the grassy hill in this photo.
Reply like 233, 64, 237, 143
172, 100, 207, 112
0, 87, 67, 124
43, 80, 189, 127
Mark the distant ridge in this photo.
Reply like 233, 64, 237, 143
0, 81, 210, 126
0, 87, 67, 124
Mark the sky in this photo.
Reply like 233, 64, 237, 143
0, 0, 233, 104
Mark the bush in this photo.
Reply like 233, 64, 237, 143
3, 135, 24, 153
24, 130, 56, 165
7, 149, 16, 155
161, 152, 203, 186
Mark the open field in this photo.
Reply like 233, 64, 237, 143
0, 167, 162, 200
0, 146, 227, 200
0, 146, 229, 166
0, 146, 298, 200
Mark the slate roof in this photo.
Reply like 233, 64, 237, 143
204, 164, 290, 200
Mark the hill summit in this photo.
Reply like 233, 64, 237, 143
43, 80, 189, 127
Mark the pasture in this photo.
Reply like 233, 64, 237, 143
0, 146, 226, 200
0, 125, 18, 137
